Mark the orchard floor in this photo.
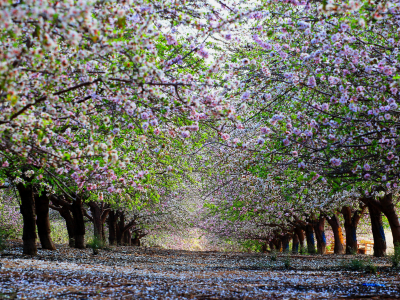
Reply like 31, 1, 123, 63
1, 242, 400, 299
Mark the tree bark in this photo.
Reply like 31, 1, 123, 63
379, 194, 400, 247
305, 224, 316, 254
342, 206, 364, 254
123, 228, 131, 246
274, 238, 282, 252
88, 202, 110, 242
115, 212, 136, 246
17, 183, 37, 255
261, 242, 268, 253
313, 217, 326, 255
368, 204, 386, 257
108, 210, 118, 245
89, 202, 102, 240
292, 232, 299, 254
269, 241, 275, 251
35, 194, 56, 250
294, 227, 306, 253
281, 235, 290, 252
326, 214, 345, 254
62, 208, 75, 247
71, 197, 85, 249
116, 212, 125, 245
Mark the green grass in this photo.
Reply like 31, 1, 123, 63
391, 243, 400, 268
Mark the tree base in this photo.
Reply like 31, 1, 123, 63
23, 239, 37, 255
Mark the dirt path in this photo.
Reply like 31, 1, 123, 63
1, 243, 399, 299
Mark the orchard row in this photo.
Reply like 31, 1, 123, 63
0, 0, 399, 256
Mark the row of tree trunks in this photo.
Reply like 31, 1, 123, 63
108, 210, 137, 246
21, 187, 399, 257
17, 184, 144, 254
273, 196, 398, 258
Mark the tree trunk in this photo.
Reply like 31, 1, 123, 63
261, 243, 268, 253
58, 205, 75, 247
305, 224, 316, 254
342, 206, 363, 254
49, 195, 75, 247
132, 237, 141, 247
379, 194, 400, 247
269, 241, 275, 251
89, 202, 102, 240
71, 197, 85, 249
101, 222, 106, 242
17, 183, 37, 255
274, 238, 282, 252
368, 204, 386, 257
116, 212, 125, 245
292, 232, 299, 253
294, 227, 306, 253
313, 217, 326, 255
123, 228, 131, 246
281, 235, 290, 252
327, 214, 345, 254
35, 194, 55, 250
108, 210, 118, 245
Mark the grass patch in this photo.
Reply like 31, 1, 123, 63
87, 235, 105, 255
391, 243, 400, 268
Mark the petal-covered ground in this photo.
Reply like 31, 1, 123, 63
1, 242, 399, 299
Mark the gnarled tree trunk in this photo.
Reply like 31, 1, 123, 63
361, 194, 400, 251
281, 234, 290, 252
123, 228, 131, 246
261, 242, 268, 253
116, 212, 125, 245
115, 212, 136, 246
108, 210, 118, 245
89, 201, 102, 240
17, 183, 37, 255
275, 238, 282, 252
327, 214, 345, 254
269, 240, 275, 251
292, 232, 299, 253
35, 194, 55, 250
305, 224, 316, 254
49, 195, 75, 247
342, 206, 364, 254
71, 197, 85, 249
294, 227, 306, 253
379, 194, 400, 247
313, 217, 326, 255
368, 204, 386, 257
88, 202, 110, 242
